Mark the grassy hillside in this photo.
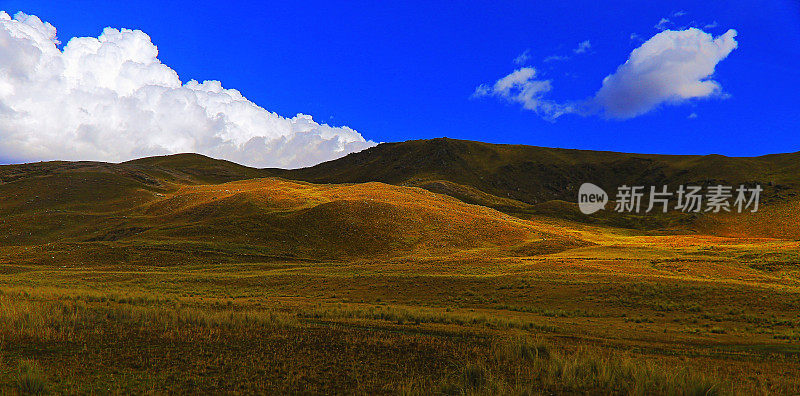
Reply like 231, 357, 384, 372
0, 158, 591, 267
2, 143, 800, 394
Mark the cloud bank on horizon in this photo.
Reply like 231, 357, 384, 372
0, 11, 376, 168
475, 27, 738, 120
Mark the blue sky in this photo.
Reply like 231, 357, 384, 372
1, 0, 799, 161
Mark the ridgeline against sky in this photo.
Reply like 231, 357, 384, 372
0, 1, 798, 166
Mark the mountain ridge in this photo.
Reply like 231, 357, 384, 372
262, 138, 800, 204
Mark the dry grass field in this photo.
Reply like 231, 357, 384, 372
1, 146, 799, 394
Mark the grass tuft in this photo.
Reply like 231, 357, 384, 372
15, 359, 49, 395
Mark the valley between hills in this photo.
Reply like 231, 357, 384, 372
1, 138, 799, 394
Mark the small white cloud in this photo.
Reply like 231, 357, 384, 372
672, 11, 687, 17
543, 55, 570, 62
573, 40, 591, 54
542, 40, 591, 63
514, 49, 531, 65
590, 28, 738, 119
0, 11, 375, 168
655, 18, 672, 30
473, 67, 571, 120
704, 21, 719, 29
688, 112, 698, 119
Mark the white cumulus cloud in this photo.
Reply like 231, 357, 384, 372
0, 11, 376, 168
474, 28, 738, 121
590, 28, 738, 119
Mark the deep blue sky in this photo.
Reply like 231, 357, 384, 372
2, 0, 799, 156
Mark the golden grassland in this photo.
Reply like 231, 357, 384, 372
1, 229, 799, 394
1, 163, 799, 394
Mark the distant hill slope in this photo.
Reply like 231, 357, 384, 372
264, 138, 800, 205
